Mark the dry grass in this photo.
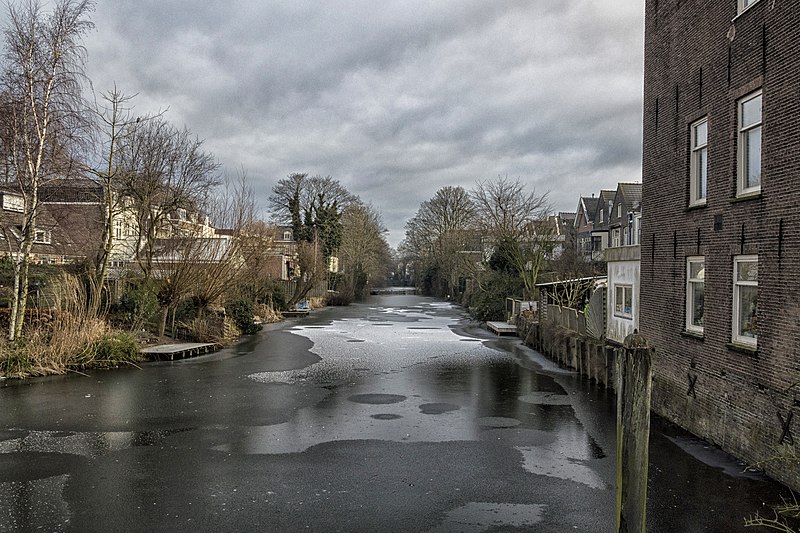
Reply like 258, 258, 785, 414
0, 273, 141, 379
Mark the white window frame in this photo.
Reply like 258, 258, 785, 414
732, 255, 758, 347
737, 0, 761, 15
614, 284, 634, 319
611, 228, 621, 248
737, 91, 762, 197
689, 117, 708, 207
686, 257, 705, 334
33, 230, 51, 244
2, 194, 24, 213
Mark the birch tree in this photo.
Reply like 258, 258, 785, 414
1, 0, 94, 339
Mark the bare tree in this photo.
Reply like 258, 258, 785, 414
472, 177, 552, 299
87, 86, 162, 301
115, 116, 220, 280
338, 200, 391, 299
1, 0, 94, 339
403, 186, 478, 297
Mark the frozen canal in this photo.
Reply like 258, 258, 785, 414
0, 295, 792, 531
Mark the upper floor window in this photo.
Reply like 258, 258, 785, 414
616, 203, 622, 218
611, 228, 621, 248
283, 231, 292, 241
690, 118, 708, 206
686, 257, 705, 334
3, 194, 24, 212
738, 0, 761, 14
732, 255, 757, 347
737, 91, 762, 197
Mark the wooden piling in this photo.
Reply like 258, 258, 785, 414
616, 331, 653, 533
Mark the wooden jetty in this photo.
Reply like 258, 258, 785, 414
283, 309, 310, 317
141, 342, 219, 361
487, 321, 518, 336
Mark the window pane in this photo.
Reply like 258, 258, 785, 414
746, 126, 762, 188
697, 147, 707, 199
737, 260, 758, 282
691, 282, 704, 327
694, 121, 707, 146
689, 261, 704, 280
741, 95, 762, 128
737, 285, 758, 338
624, 288, 632, 315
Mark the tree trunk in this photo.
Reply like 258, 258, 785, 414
158, 306, 168, 338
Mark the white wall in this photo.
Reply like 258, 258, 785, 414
606, 258, 640, 345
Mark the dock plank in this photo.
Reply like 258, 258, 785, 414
487, 321, 518, 336
141, 342, 219, 361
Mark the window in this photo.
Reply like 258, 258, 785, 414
2, 194, 24, 212
614, 285, 633, 319
611, 228, 621, 248
737, 91, 762, 196
738, 0, 761, 14
616, 203, 622, 218
633, 214, 642, 245
114, 220, 123, 240
690, 118, 708, 206
33, 230, 51, 244
732, 255, 757, 347
686, 257, 705, 334
283, 231, 292, 241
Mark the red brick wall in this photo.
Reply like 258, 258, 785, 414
641, 0, 800, 489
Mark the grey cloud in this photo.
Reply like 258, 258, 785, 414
80, 0, 644, 247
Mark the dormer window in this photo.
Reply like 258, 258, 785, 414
3, 194, 24, 213
283, 231, 292, 241
34, 230, 51, 244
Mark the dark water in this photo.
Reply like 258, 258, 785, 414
0, 295, 792, 532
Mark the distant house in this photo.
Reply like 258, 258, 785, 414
574, 196, 600, 260
608, 183, 642, 248
0, 184, 105, 266
590, 190, 615, 261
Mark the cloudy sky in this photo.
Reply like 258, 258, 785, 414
80, 0, 644, 247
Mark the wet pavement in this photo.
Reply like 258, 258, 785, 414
0, 295, 793, 532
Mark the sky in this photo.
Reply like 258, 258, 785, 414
79, 0, 645, 247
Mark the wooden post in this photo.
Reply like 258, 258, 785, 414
616, 330, 653, 533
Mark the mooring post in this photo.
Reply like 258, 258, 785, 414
616, 330, 653, 533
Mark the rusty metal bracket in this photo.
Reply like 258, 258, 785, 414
687, 373, 697, 399
778, 411, 794, 445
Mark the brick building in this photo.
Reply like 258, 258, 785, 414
640, 0, 800, 489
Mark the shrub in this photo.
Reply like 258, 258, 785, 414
326, 290, 353, 306
86, 331, 141, 366
226, 299, 262, 335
